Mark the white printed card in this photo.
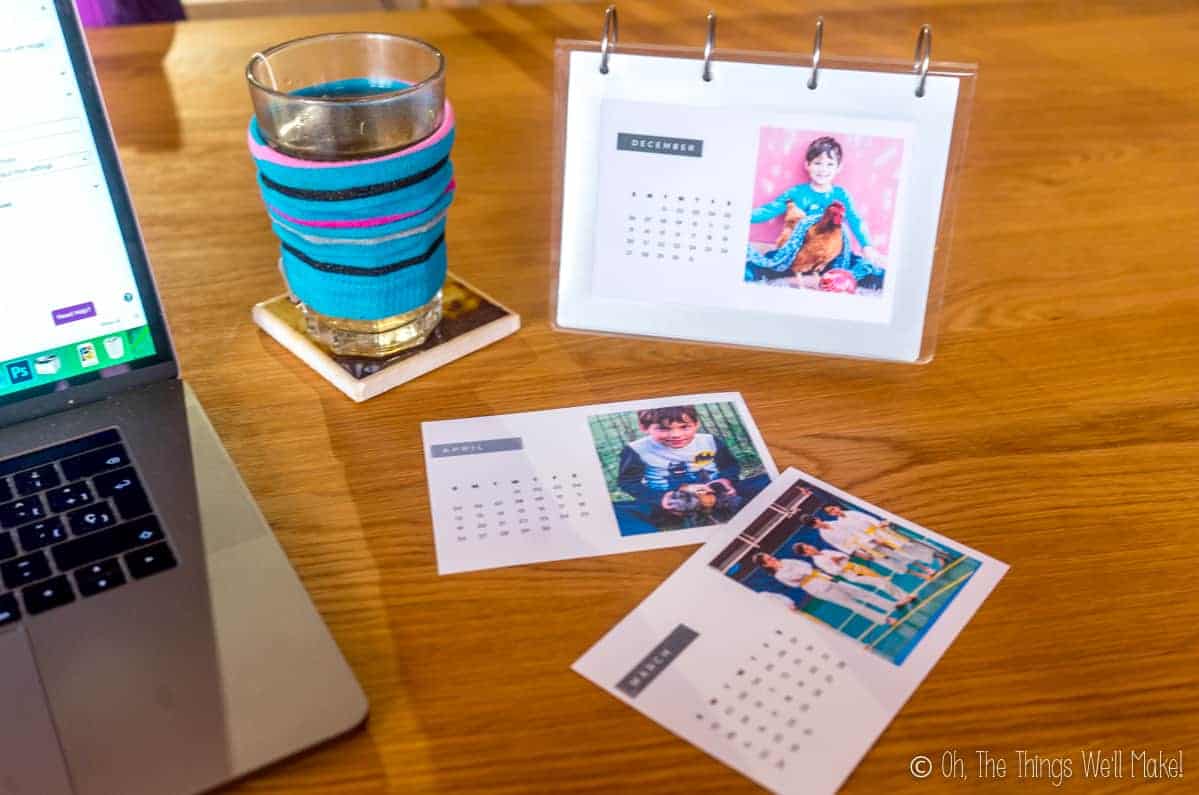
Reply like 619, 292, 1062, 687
422, 393, 777, 574
573, 468, 1007, 793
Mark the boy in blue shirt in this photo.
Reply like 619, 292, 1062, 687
612, 405, 769, 535
752, 136, 883, 268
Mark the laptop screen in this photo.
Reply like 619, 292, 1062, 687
0, 1, 170, 404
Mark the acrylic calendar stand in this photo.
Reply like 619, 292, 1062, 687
551, 8, 977, 363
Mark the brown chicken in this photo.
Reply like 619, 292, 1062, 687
773, 201, 807, 248
784, 201, 846, 276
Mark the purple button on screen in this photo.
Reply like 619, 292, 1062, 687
52, 302, 97, 325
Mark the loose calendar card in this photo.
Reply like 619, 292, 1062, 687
554, 42, 976, 362
422, 393, 777, 574
574, 468, 1007, 794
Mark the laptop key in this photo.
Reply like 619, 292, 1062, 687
125, 542, 176, 579
94, 467, 138, 498
95, 468, 152, 519
67, 503, 117, 536
0, 478, 11, 503
123, 517, 165, 549
0, 496, 47, 528
17, 518, 68, 551
13, 466, 61, 496
0, 531, 16, 561
0, 593, 19, 626
1, 551, 52, 590
46, 482, 95, 513
61, 445, 130, 482
22, 576, 75, 615
74, 558, 126, 597
52, 516, 164, 572
115, 486, 151, 520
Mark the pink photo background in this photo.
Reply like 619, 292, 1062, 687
749, 127, 905, 254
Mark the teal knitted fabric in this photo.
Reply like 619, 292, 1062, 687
247, 87, 456, 320
280, 233, 448, 320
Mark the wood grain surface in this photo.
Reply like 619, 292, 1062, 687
82, 1, 1199, 792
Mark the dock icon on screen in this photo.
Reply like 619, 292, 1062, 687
103, 335, 125, 360
77, 342, 99, 368
6, 361, 33, 384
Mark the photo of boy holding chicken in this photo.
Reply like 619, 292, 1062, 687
745, 132, 896, 294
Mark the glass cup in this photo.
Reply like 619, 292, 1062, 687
247, 33, 448, 357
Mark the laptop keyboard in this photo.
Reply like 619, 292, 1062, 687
0, 429, 176, 628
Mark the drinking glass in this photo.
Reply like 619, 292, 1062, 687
247, 33, 448, 356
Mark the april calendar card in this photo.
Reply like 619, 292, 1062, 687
421, 393, 777, 574
573, 468, 1007, 794
554, 41, 976, 362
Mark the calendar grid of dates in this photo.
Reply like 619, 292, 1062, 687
448, 472, 593, 543
695, 627, 846, 772
623, 191, 734, 262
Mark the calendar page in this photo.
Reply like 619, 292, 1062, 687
590, 100, 912, 327
556, 49, 970, 362
574, 468, 1007, 794
422, 393, 777, 574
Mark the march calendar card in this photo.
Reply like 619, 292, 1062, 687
573, 468, 1007, 793
422, 393, 776, 574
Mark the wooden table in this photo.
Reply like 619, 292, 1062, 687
84, 1, 1199, 791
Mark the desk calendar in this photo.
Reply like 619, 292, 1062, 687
574, 468, 1007, 794
422, 393, 776, 574
553, 25, 976, 362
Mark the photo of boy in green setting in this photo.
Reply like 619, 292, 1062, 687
589, 403, 770, 536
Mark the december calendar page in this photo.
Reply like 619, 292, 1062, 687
573, 468, 1007, 794
422, 393, 777, 574
556, 51, 962, 361
590, 100, 913, 326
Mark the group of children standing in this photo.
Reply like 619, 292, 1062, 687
754, 504, 951, 626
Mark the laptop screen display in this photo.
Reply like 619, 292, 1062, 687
0, 2, 160, 401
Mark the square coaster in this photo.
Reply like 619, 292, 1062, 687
252, 274, 520, 402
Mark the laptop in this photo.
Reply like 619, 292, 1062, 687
0, 3, 368, 793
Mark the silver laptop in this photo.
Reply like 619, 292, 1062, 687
0, 3, 367, 793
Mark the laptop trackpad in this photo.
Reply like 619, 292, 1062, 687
0, 629, 74, 795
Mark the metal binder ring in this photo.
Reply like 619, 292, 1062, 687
807, 16, 824, 90
599, 5, 618, 75
913, 24, 931, 97
702, 11, 717, 82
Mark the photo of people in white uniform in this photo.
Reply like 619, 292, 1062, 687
709, 479, 981, 664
